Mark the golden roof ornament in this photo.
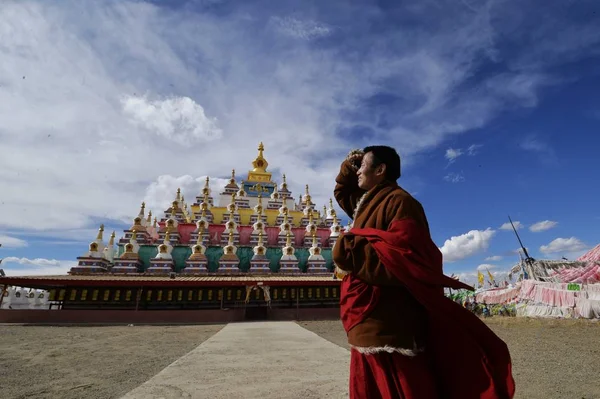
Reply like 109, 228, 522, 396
228, 230, 234, 245
281, 174, 288, 190
176, 188, 181, 201
131, 230, 138, 241
138, 202, 145, 217
96, 224, 105, 240
285, 231, 292, 247
109, 231, 116, 246
329, 198, 334, 208
147, 210, 152, 225
248, 142, 272, 182
153, 217, 157, 228
312, 230, 318, 247
164, 231, 171, 243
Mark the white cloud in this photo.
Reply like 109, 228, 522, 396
540, 237, 587, 254
0, 235, 28, 248
121, 96, 223, 145
439, 228, 495, 262
445, 148, 463, 162
444, 172, 465, 183
529, 220, 558, 232
467, 144, 482, 155
270, 16, 333, 40
1, 257, 75, 276
485, 255, 503, 261
499, 221, 523, 230
477, 264, 497, 271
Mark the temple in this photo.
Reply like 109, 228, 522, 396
0, 143, 343, 322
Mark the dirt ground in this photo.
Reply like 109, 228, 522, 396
0, 324, 224, 399
299, 318, 600, 399
1, 318, 599, 399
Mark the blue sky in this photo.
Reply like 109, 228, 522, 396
0, 0, 599, 283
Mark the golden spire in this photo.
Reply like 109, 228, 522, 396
323, 205, 327, 216
305, 184, 310, 195
231, 192, 237, 203
329, 198, 334, 208
286, 231, 292, 247
147, 210, 152, 225
203, 191, 209, 204
109, 231, 116, 246
139, 202, 145, 217
165, 231, 171, 243
256, 194, 263, 214
200, 205, 207, 219
181, 195, 185, 204
153, 217, 157, 228
258, 231, 264, 246
283, 209, 289, 224
176, 188, 181, 201
228, 230, 234, 245
205, 176, 210, 186
197, 225, 205, 246
312, 230, 318, 247
231, 169, 235, 179
308, 208, 314, 224
131, 230, 138, 241
96, 224, 105, 240
249, 142, 271, 181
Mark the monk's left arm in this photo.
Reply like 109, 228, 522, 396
333, 196, 430, 286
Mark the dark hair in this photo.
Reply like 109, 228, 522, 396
363, 145, 401, 181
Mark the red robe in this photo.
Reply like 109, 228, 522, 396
343, 218, 515, 399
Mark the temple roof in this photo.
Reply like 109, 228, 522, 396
0, 274, 340, 289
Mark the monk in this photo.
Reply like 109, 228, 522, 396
332, 146, 515, 399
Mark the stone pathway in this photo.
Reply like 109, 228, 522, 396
122, 321, 350, 399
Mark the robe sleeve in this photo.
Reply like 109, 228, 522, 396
333, 194, 430, 286
333, 159, 366, 218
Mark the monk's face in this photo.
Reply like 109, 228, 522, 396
357, 152, 386, 190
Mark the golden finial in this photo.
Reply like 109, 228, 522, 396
283, 210, 289, 224
305, 184, 310, 195
258, 142, 264, 155
329, 198, 333, 208
131, 230, 138, 241
165, 231, 171, 243
96, 224, 105, 240
205, 176, 210, 185
176, 188, 181, 200
282, 174, 287, 183
308, 209, 314, 224
109, 231, 116, 246
139, 202, 146, 217
323, 205, 327, 215
231, 169, 236, 179
147, 210, 152, 224
200, 205, 207, 218
258, 231, 264, 246
286, 231, 292, 247
153, 217, 157, 228
228, 230, 234, 245
312, 230, 318, 247
231, 192, 237, 203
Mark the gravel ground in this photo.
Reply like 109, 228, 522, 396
0, 324, 224, 399
299, 317, 600, 399
1, 318, 599, 399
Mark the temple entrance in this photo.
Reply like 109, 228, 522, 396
244, 305, 268, 320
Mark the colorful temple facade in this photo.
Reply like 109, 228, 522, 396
0, 143, 344, 321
